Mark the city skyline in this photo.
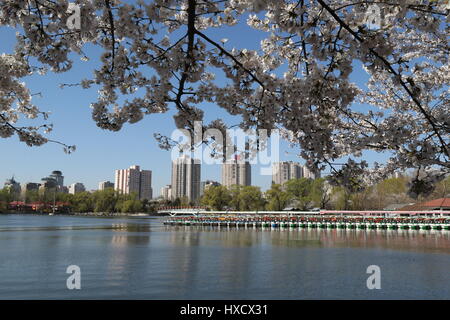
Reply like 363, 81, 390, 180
3, 159, 323, 199
2, 137, 324, 196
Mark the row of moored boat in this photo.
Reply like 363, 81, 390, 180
164, 216, 450, 231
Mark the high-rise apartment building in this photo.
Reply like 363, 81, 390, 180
160, 185, 172, 200
49, 171, 64, 188
140, 170, 153, 200
272, 161, 303, 185
98, 181, 114, 191
171, 156, 201, 202
221, 158, 251, 188
115, 165, 153, 200
21, 182, 40, 199
302, 165, 320, 180
68, 183, 86, 194
272, 161, 319, 184
23, 182, 40, 192
38, 170, 65, 192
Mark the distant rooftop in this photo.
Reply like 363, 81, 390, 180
399, 198, 450, 211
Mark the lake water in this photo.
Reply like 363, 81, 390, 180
0, 214, 449, 299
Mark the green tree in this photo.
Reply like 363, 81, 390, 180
145, 201, 158, 214
39, 188, 58, 204
92, 188, 117, 213
285, 178, 313, 210
239, 186, 265, 211
0, 187, 14, 204
374, 177, 409, 209
229, 185, 244, 210
120, 200, 143, 213
115, 192, 138, 212
24, 189, 40, 203
201, 185, 231, 211
55, 192, 74, 203
0, 188, 12, 212
265, 184, 290, 211
71, 191, 94, 213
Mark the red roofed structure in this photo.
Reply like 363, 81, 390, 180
399, 198, 450, 211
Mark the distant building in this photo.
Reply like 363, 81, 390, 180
98, 181, 114, 191
23, 182, 40, 192
140, 169, 153, 200
39, 170, 65, 192
302, 165, 320, 179
160, 185, 172, 200
69, 183, 86, 194
49, 171, 64, 188
200, 180, 221, 197
4, 176, 21, 194
171, 156, 201, 202
21, 182, 40, 198
115, 165, 153, 200
272, 161, 320, 184
39, 177, 57, 192
222, 157, 251, 188
272, 161, 303, 185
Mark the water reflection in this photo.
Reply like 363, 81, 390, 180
1, 215, 449, 299
164, 225, 450, 254
0, 223, 151, 233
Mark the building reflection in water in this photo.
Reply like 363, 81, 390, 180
162, 228, 201, 296
105, 222, 151, 288
162, 227, 267, 297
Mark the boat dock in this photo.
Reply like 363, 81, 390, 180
163, 213, 450, 231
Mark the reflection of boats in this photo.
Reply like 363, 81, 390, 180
129, 213, 148, 217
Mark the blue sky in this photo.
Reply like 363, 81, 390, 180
0, 12, 390, 195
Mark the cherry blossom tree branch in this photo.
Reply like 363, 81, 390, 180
316, 0, 449, 159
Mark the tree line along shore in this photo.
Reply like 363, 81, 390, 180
1, 174, 449, 215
